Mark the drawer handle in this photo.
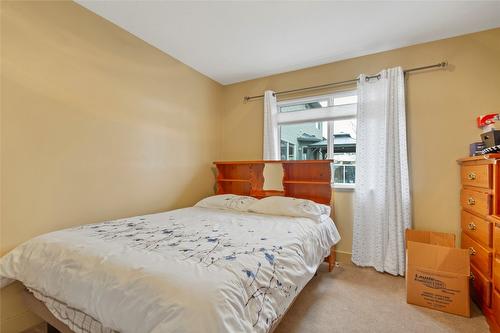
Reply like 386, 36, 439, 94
467, 172, 477, 180
470, 272, 475, 281
467, 222, 477, 231
469, 247, 476, 256
467, 197, 476, 205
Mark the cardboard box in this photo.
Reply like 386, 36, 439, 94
406, 229, 471, 317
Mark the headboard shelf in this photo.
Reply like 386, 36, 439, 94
218, 179, 252, 183
282, 180, 330, 185
252, 190, 285, 199
213, 160, 333, 205
213, 160, 332, 165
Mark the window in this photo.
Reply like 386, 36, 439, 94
288, 142, 295, 160
276, 91, 357, 188
279, 99, 328, 113
332, 119, 356, 185
280, 140, 295, 160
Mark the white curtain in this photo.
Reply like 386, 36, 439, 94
263, 90, 279, 160
352, 67, 411, 276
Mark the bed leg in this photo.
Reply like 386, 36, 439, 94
47, 323, 61, 333
327, 247, 336, 272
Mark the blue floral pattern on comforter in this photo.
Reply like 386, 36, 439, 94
1, 207, 340, 333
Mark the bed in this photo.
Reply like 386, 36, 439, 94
0, 160, 340, 333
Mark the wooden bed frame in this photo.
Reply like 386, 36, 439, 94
213, 160, 336, 272
23, 159, 337, 332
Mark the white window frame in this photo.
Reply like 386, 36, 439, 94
276, 90, 357, 190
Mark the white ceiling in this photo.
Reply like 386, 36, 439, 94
76, 1, 500, 85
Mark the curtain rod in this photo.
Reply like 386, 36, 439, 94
243, 61, 448, 102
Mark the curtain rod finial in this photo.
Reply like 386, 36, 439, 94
441, 61, 448, 68
243, 96, 250, 102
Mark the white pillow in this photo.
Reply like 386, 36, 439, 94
195, 194, 258, 212
247, 196, 331, 221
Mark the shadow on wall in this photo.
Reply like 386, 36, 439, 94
168, 164, 219, 210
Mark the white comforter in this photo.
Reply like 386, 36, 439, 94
0, 207, 340, 333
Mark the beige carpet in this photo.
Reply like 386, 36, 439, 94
275, 263, 489, 333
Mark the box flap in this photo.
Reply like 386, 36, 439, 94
405, 229, 455, 248
407, 241, 470, 275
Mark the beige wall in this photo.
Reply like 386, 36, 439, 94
220, 28, 500, 260
0, 1, 222, 331
1, 1, 499, 331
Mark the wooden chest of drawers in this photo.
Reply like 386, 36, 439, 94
458, 154, 500, 331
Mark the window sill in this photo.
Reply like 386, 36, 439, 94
332, 184, 355, 192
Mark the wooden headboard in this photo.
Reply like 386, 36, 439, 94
213, 160, 333, 205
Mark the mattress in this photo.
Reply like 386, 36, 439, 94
1, 206, 340, 333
